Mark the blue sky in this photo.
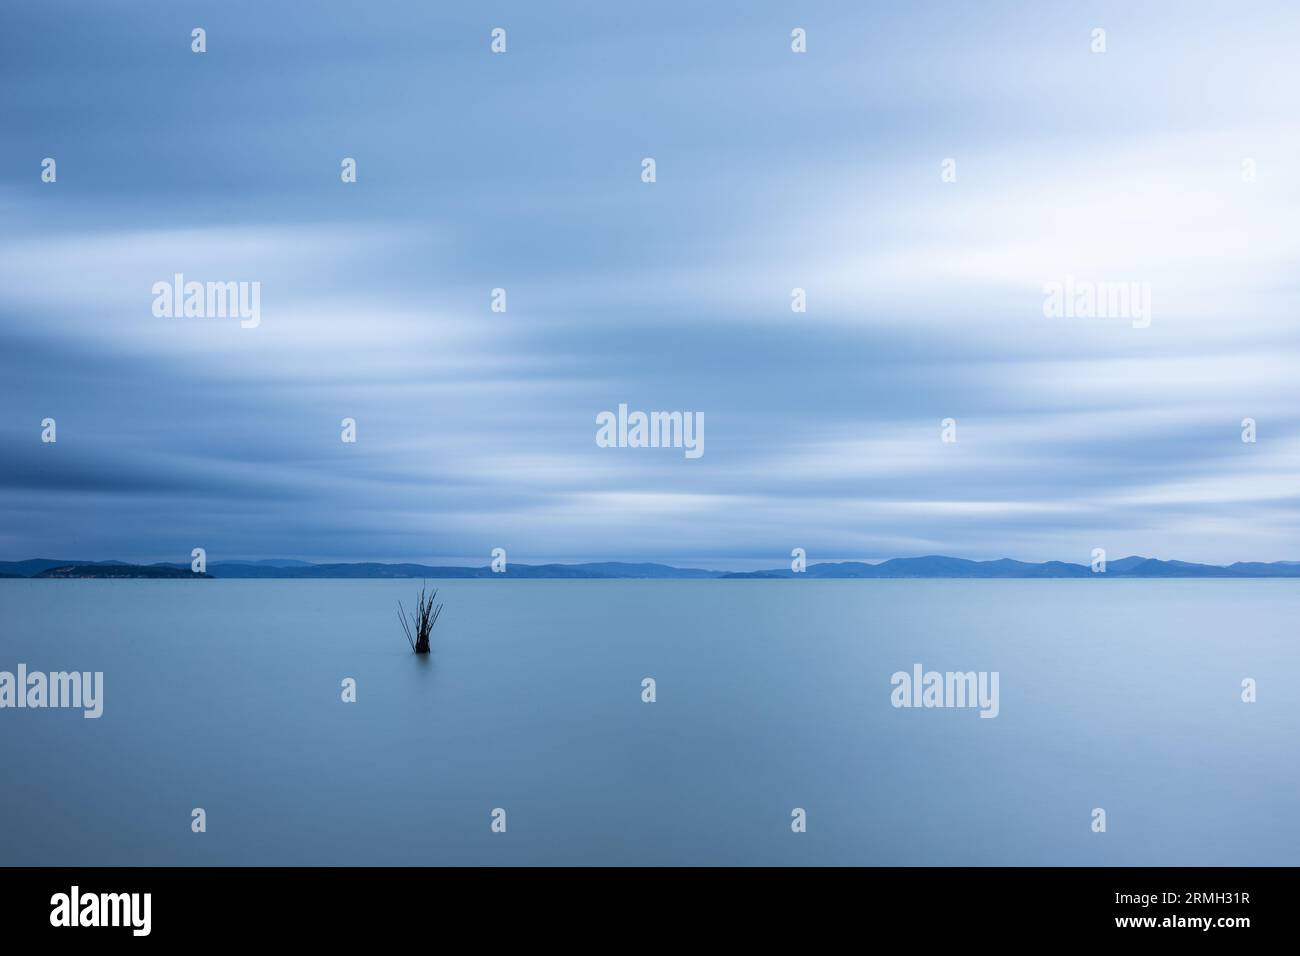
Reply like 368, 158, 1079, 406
2, 1, 1299, 568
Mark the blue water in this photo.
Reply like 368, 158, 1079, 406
0, 579, 1296, 865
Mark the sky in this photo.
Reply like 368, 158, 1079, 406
2, 1, 1299, 569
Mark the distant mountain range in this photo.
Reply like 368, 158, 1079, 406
32, 564, 213, 580
4, 556, 1300, 579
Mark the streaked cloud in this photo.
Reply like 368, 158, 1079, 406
2, 0, 1299, 566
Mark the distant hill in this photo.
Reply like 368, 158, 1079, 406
720, 556, 1274, 578
1104, 555, 1153, 572
0, 558, 115, 576
708, 555, 1300, 579
1227, 561, 1300, 577
34, 564, 211, 579
143, 560, 725, 579
4, 555, 1300, 579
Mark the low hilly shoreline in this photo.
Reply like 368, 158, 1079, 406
4, 556, 1300, 579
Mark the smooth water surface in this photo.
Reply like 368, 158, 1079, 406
1, 580, 1296, 865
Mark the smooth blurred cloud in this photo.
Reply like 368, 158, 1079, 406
2, 0, 1299, 566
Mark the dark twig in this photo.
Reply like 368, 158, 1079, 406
398, 581, 443, 654
398, 601, 416, 651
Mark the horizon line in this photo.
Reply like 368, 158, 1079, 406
6, 553, 1300, 572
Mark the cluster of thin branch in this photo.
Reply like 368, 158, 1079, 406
398, 583, 443, 654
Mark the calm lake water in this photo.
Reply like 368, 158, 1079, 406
1, 579, 1296, 865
